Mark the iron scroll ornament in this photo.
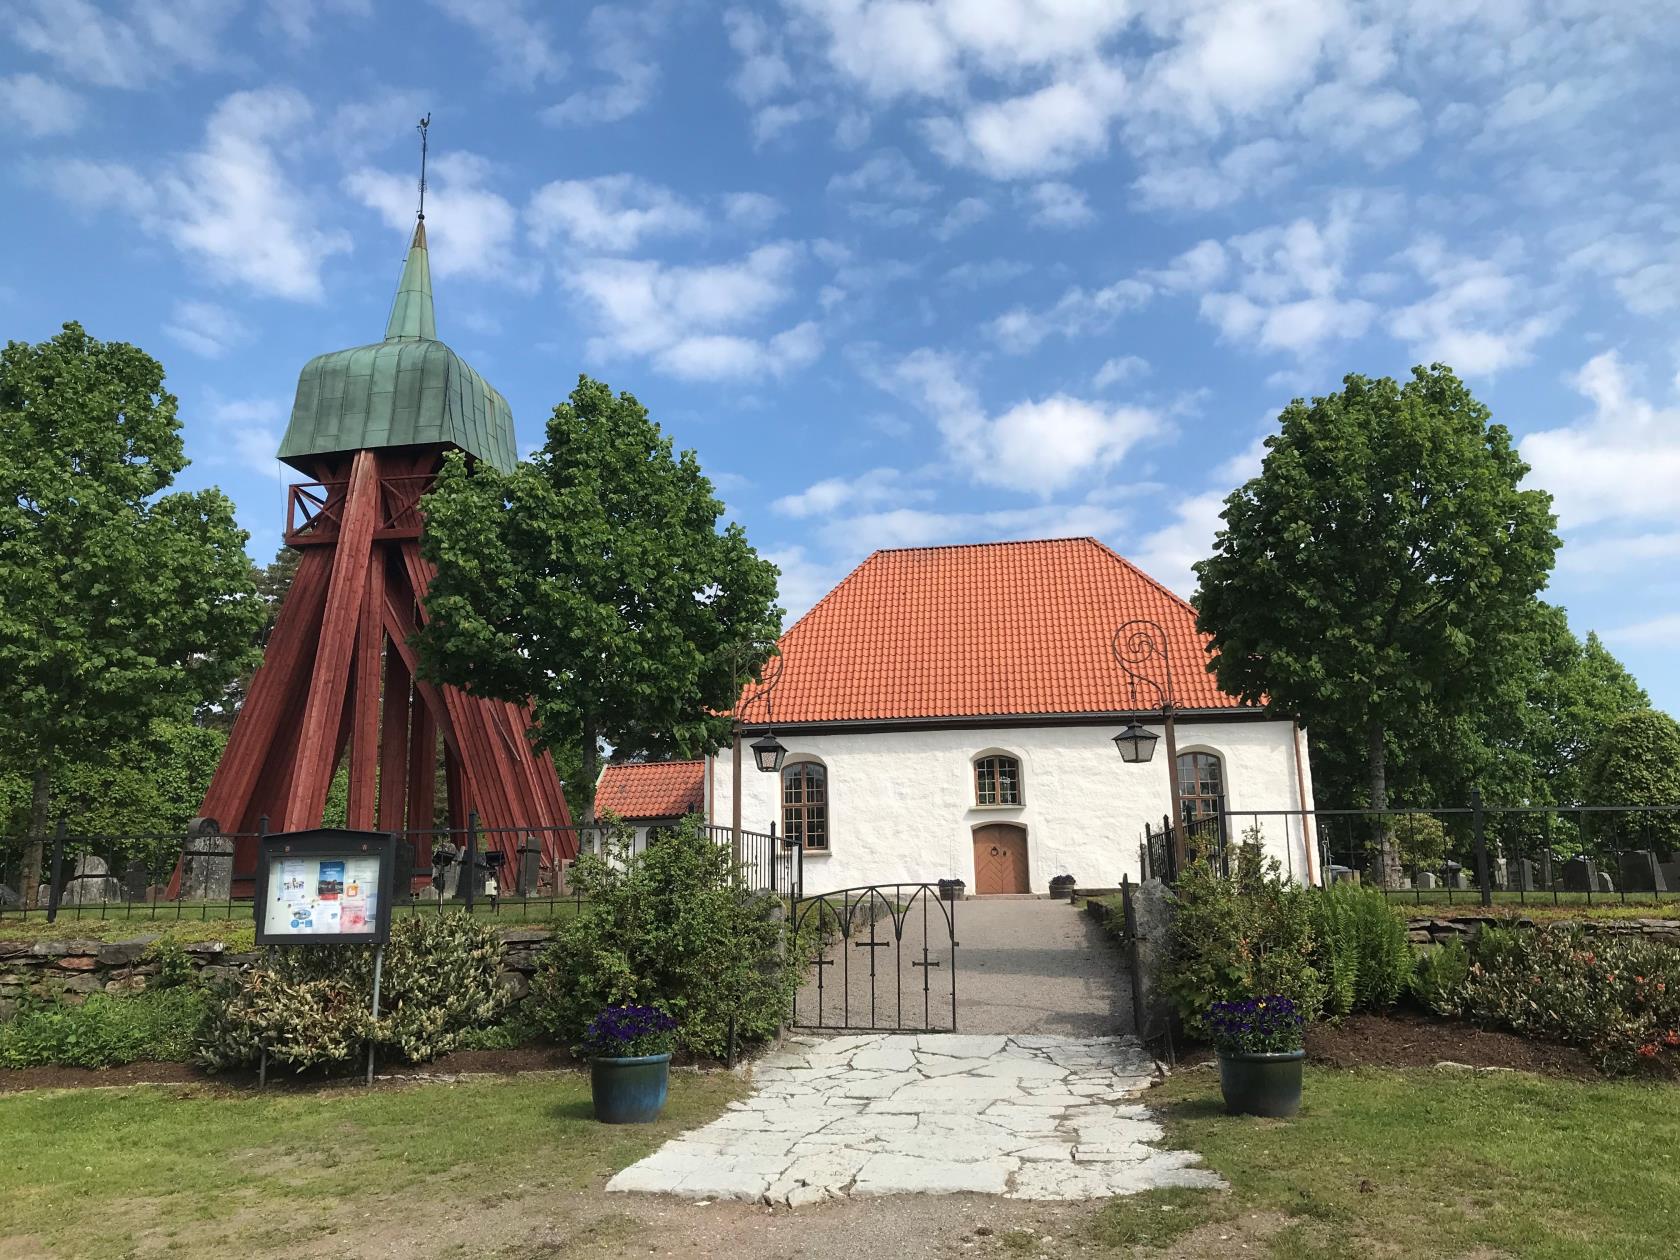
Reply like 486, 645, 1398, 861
1110, 618, 1177, 712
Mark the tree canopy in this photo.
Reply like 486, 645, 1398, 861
0, 323, 263, 894
1193, 365, 1559, 876
415, 375, 782, 822
1581, 709, 1680, 852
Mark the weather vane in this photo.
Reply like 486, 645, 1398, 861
416, 113, 431, 222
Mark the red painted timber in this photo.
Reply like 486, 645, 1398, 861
345, 545, 386, 829
282, 449, 379, 829
377, 629, 411, 833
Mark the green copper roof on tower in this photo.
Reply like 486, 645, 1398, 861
276, 213, 519, 476
384, 220, 437, 340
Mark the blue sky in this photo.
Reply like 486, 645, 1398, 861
3, 0, 1678, 714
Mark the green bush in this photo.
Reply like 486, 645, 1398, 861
526, 817, 796, 1059
0, 987, 206, 1068
196, 911, 507, 1072
1309, 886, 1413, 1018
1411, 938, 1471, 1014
1163, 836, 1326, 1037
1455, 925, 1680, 1075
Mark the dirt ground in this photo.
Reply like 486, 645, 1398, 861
1303, 1010, 1598, 1077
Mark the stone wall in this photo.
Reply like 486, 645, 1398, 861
1406, 915, 1680, 948
0, 927, 558, 1021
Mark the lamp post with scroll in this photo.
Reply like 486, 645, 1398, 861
1109, 618, 1190, 875
729, 650, 786, 863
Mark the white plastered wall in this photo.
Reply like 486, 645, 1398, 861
709, 718, 1317, 895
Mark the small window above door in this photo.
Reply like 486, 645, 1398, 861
974, 754, 1022, 806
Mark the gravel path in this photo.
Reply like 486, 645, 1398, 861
607, 1033, 1220, 1206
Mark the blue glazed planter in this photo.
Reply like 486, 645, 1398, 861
1218, 1049, 1305, 1118
590, 1052, 672, 1124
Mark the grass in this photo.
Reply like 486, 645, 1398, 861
0, 1070, 743, 1258
1088, 1066, 1680, 1259
0, 898, 583, 948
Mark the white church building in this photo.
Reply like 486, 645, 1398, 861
705, 538, 1318, 896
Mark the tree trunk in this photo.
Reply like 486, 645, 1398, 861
1367, 720, 1399, 887
577, 718, 599, 841
20, 763, 51, 909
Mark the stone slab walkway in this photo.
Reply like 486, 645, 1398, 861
607, 1033, 1222, 1206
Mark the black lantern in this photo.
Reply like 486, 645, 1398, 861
750, 731, 787, 773
1112, 720, 1159, 764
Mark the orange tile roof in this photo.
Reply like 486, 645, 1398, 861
738, 538, 1250, 725
596, 760, 705, 819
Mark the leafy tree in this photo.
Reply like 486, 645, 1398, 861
206, 545, 301, 731
1194, 366, 1558, 881
416, 375, 782, 822
1580, 709, 1680, 853
0, 324, 263, 899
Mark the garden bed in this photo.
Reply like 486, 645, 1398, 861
1300, 1010, 1598, 1077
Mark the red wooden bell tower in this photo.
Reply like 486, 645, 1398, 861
194, 163, 573, 886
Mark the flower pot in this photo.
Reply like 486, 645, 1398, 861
1048, 876, 1076, 900
938, 878, 965, 902
1217, 1049, 1305, 1118
590, 1053, 672, 1124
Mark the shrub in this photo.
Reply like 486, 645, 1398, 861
1308, 886, 1413, 1018
1207, 996, 1305, 1054
0, 988, 206, 1068
196, 911, 507, 1072
527, 817, 796, 1059
1164, 836, 1326, 1037
1411, 938, 1471, 1014
1455, 925, 1680, 1075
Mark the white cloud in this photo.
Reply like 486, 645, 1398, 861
1093, 355, 1150, 389
751, 101, 821, 145
165, 300, 250, 359
924, 60, 1127, 178
347, 152, 521, 283
889, 349, 1161, 495
427, 0, 565, 87
772, 467, 929, 517
200, 391, 288, 477
828, 149, 938, 203
9, 0, 239, 88
527, 175, 704, 253
40, 88, 350, 301
1128, 490, 1226, 598
1022, 181, 1093, 228
545, 4, 662, 125
725, 7, 795, 104
988, 278, 1152, 354
564, 243, 823, 381
261, 0, 371, 45
1522, 352, 1680, 531
1, 73, 85, 138
1132, 139, 1294, 213
1606, 613, 1680, 649
1389, 238, 1558, 375
934, 197, 991, 241
1294, 80, 1423, 162
722, 191, 785, 231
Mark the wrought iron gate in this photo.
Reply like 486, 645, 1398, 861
789, 884, 958, 1032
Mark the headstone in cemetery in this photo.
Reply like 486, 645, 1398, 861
1663, 860, 1680, 891
1597, 871, 1616, 894
123, 859, 150, 902
0, 884, 19, 907
1618, 850, 1668, 893
517, 838, 541, 896
1562, 856, 1598, 893
1326, 863, 1353, 884
433, 840, 460, 897
1416, 871, 1440, 889
1509, 858, 1542, 892
180, 819, 234, 900
64, 855, 121, 905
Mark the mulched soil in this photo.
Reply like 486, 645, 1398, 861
1303, 1010, 1599, 1078
0, 1060, 205, 1093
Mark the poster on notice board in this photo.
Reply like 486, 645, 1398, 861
254, 829, 396, 946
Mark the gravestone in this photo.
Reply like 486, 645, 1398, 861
180, 820, 233, 901
1597, 871, 1615, 894
123, 859, 150, 903
64, 855, 121, 905
517, 839, 541, 897
1562, 856, 1599, 893
1491, 857, 1508, 889
1326, 863, 1354, 884
0, 884, 18, 907
1509, 858, 1542, 892
1618, 851, 1668, 893
1416, 871, 1440, 889
432, 840, 460, 898
1662, 860, 1680, 891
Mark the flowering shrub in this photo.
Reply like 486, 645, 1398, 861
1452, 926, 1680, 1076
579, 1004, 677, 1059
1207, 996, 1304, 1055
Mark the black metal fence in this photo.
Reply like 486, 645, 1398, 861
788, 884, 958, 1032
0, 815, 801, 926
1142, 798, 1680, 908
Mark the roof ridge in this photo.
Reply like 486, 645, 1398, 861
1083, 535, 1203, 620
861, 535, 1099, 557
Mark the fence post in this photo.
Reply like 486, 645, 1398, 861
44, 820, 67, 923
1472, 788, 1492, 908
769, 820, 778, 893
463, 810, 478, 913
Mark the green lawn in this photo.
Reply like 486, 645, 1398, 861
0, 1071, 742, 1258
1090, 1066, 1680, 1259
